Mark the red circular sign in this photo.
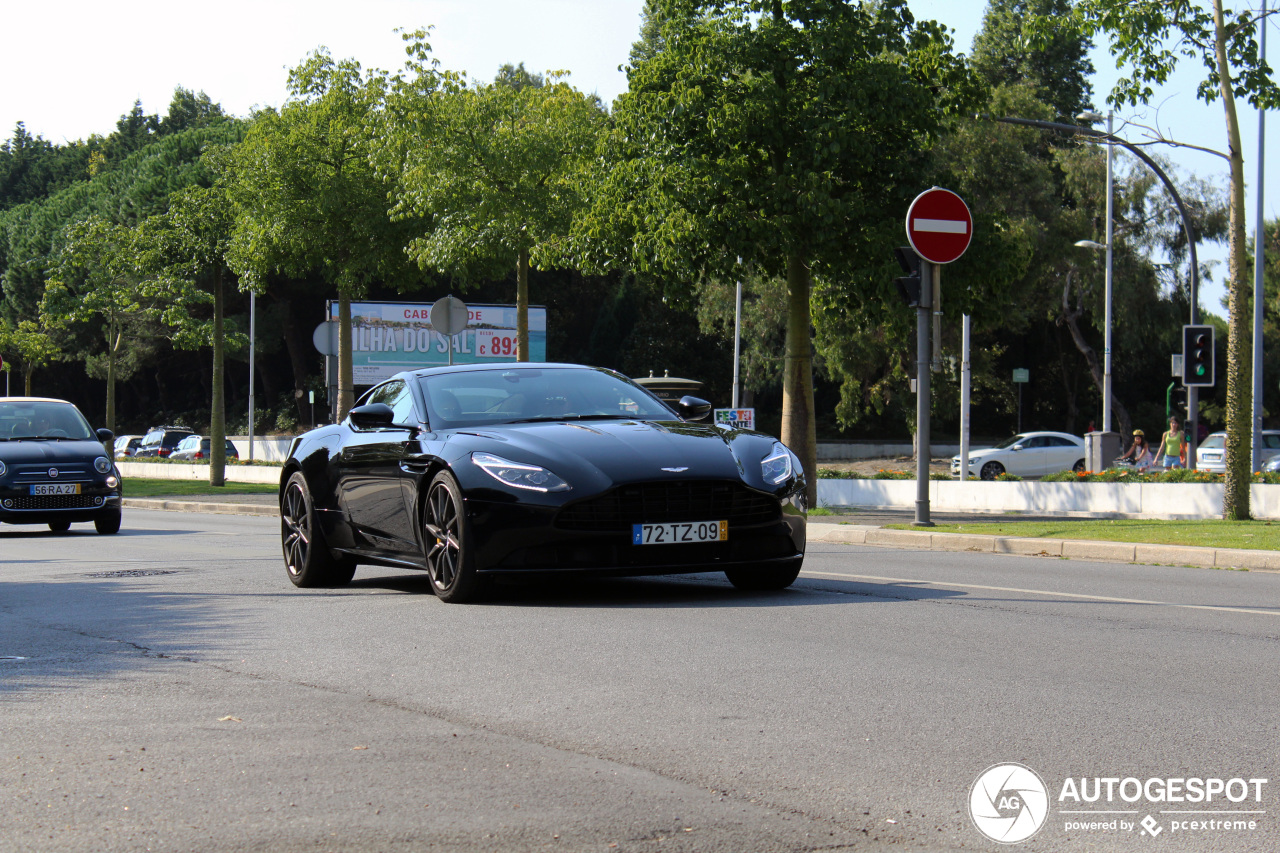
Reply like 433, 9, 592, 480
906, 187, 972, 265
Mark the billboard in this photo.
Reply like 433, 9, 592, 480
325, 301, 548, 385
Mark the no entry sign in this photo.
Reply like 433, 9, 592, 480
906, 187, 972, 265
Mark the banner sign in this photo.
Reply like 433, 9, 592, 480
326, 301, 547, 385
714, 408, 755, 430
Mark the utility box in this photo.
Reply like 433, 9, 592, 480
1086, 430, 1123, 472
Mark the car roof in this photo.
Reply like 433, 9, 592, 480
0, 396, 78, 404
1016, 431, 1081, 440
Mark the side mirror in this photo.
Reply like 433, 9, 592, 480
1011, 444, 1024, 452
96, 428, 115, 443
676, 396, 712, 422
349, 403, 396, 430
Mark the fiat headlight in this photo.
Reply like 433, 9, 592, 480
0, 460, 6, 477
472, 452, 571, 493
94, 456, 112, 474
762, 442, 794, 485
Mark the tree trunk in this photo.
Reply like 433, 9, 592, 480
516, 248, 530, 362
23, 367, 33, 396
782, 251, 817, 508
338, 294, 355, 420
210, 270, 226, 487
1213, 0, 1252, 519
106, 325, 119, 434
279, 296, 310, 424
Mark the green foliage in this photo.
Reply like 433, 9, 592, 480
382, 52, 606, 357
971, 0, 1096, 120
995, 472, 1024, 481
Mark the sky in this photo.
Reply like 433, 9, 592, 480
4, 0, 1277, 317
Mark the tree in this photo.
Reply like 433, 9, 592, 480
1048, 0, 1280, 518
576, 0, 978, 505
227, 49, 421, 419
383, 55, 605, 361
147, 177, 244, 486
41, 216, 209, 430
0, 318, 58, 394
971, 0, 1096, 121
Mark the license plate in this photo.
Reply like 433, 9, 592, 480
632, 520, 727, 545
30, 483, 81, 496
1203, 453, 1221, 461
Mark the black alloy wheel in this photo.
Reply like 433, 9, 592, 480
1073, 459, 1086, 473
48, 520, 72, 533
980, 461, 1005, 481
280, 472, 355, 587
422, 471, 483, 603
724, 558, 803, 591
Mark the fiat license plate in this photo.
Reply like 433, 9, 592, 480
632, 520, 727, 545
30, 483, 80, 496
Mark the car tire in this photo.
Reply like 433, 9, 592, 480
421, 471, 485, 604
980, 461, 1005, 480
1073, 459, 1086, 473
724, 559, 803, 591
48, 520, 72, 533
280, 471, 356, 587
94, 508, 122, 535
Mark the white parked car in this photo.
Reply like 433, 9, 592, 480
1197, 430, 1280, 473
951, 431, 1086, 480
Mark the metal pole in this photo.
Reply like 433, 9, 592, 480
248, 291, 255, 461
1253, 0, 1268, 472
914, 261, 934, 526
1103, 110, 1115, 436
732, 273, 743, 408
960, 314, 971, 480
932, 265, 942, 372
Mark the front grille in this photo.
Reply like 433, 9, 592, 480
556, 481, 780, 532
2, 495, 105, 511
13, 466, 91, 482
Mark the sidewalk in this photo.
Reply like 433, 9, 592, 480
123, 494, 1280, 572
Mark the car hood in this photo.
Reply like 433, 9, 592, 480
0, 438, 111, 465
956, 448, 1000, 463
455, 419, 778, 491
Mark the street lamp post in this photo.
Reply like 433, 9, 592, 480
1079, 111, 1116, 441
987, 113, 1203, 469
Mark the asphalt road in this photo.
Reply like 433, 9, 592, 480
2, 510, 1277, 852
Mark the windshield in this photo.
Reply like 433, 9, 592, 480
1199, 434, 1225, 449
993, 434, 1029, 449
416, 367, 675, 429
0, 401, 96, 440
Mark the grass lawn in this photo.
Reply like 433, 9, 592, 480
886, 519, 1280, 551
121, 478, 279, 498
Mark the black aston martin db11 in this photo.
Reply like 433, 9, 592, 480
279, 363, 806, 602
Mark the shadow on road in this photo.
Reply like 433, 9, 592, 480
344, 569, 967, 608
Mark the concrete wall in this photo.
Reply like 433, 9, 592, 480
118, 461, 282, 484
816, 442, 961, 461
227, 436, 294, 462
817, 478, 1280, 520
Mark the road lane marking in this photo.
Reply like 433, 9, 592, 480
800, 570, 1280, 617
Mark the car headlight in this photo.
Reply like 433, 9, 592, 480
94, 456, 112, 474
0, 460, 5, 477
472, 452, 571, 493
762, 441, 794, 485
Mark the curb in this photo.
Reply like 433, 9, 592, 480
808, 522, 1280, 573
123, 498, 277, 517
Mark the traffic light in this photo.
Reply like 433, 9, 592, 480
894, 246, 922, 307
1182, 324, 1215, 386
